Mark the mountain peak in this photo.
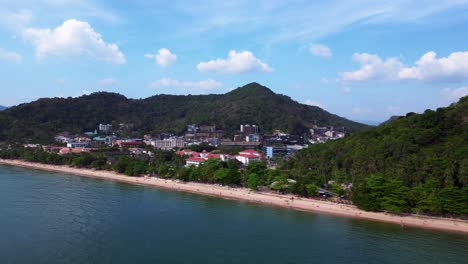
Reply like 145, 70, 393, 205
227, 82, 274, 96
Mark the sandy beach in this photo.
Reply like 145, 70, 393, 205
1, 158, 467, 234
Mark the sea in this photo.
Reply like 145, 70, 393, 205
1, 165, 467, 264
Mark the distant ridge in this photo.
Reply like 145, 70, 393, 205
0, 106, 7, 111
0, 82, 369, 142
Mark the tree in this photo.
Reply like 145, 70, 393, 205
247, 173, 261, 190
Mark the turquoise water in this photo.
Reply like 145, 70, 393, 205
0, 165, 467, 264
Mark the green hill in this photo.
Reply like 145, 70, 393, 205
0, 82, 368, 142
284, 96, 468, 216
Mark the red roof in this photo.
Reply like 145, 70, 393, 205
186, 157, 206, 162
206, 154, 221, 159
191, 152, 200, 157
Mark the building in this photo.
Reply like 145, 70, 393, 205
245, 134, 260, 142
262, 145, 304, 159
118, 141, 142, 148
240, 124, 258, 134
185, 157, 207, 167
59, 147, 92, 155
220, 140, 262, 148
150, 138, 185, 150
236, 149, 261, 165
199, 125, 216, 133
99, 123, 112, 133
66, 142, 89, 148
186, 124, 199, 133
235, 154, 261, 165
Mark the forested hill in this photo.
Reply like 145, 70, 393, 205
284, 96, 468, 216
0, 82, 368, 142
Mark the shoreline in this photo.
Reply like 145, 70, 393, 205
1, 158, 467, 234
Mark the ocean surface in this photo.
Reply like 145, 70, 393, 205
1, 165, 467, 264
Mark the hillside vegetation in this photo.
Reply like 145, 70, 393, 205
0, 82, 367, 142
283, 96, 468, 216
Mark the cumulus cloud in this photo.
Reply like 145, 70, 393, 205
342, 51, 468, 83
0, 48, 22, 63
304, 99, 324, 108
440, 86, 468, 103
149, 78, 223, 91
145, 48, 177, 67
24, 19, 125, 64
398, 51, 468, 82
342, 53, 403, 82
309, 44, 332, 57
197, 50, 273, 74
98, 78, 118, 86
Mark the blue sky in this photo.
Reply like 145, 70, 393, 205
1, 0, 468, 122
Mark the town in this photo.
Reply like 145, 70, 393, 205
44, 122, 346, 167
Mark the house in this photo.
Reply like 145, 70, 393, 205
185, 157, 207, 167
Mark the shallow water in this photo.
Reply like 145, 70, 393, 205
1, 165, 467, 264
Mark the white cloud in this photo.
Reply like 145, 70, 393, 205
304, 99, 324, 108
0, 9, 32, 31
440, 86, 468, 103
398, 51, 468, 82
309, 44, 332, 57
342, 51, 468, 83
197, 50, 273, 74
149, 78, 223, 91
24, 19, 125, 64
162, 1, 468, 47
145, 48, 177, 67
342, 53, 403, 82
0, 48, 22, 63
98, 78, 118, 86
80, 90, 91, 96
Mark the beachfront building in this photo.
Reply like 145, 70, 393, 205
185, 157, 206, 167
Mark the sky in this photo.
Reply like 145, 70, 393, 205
1, 0, 468, 123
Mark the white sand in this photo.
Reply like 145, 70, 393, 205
1, 159, 467, 234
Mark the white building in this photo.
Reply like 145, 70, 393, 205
99, 123, 112, 133
66, 142, 89, 148
150, 138, 185, 150
185, 157, 206, 167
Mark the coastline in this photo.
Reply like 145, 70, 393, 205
1, 158, 467, 234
